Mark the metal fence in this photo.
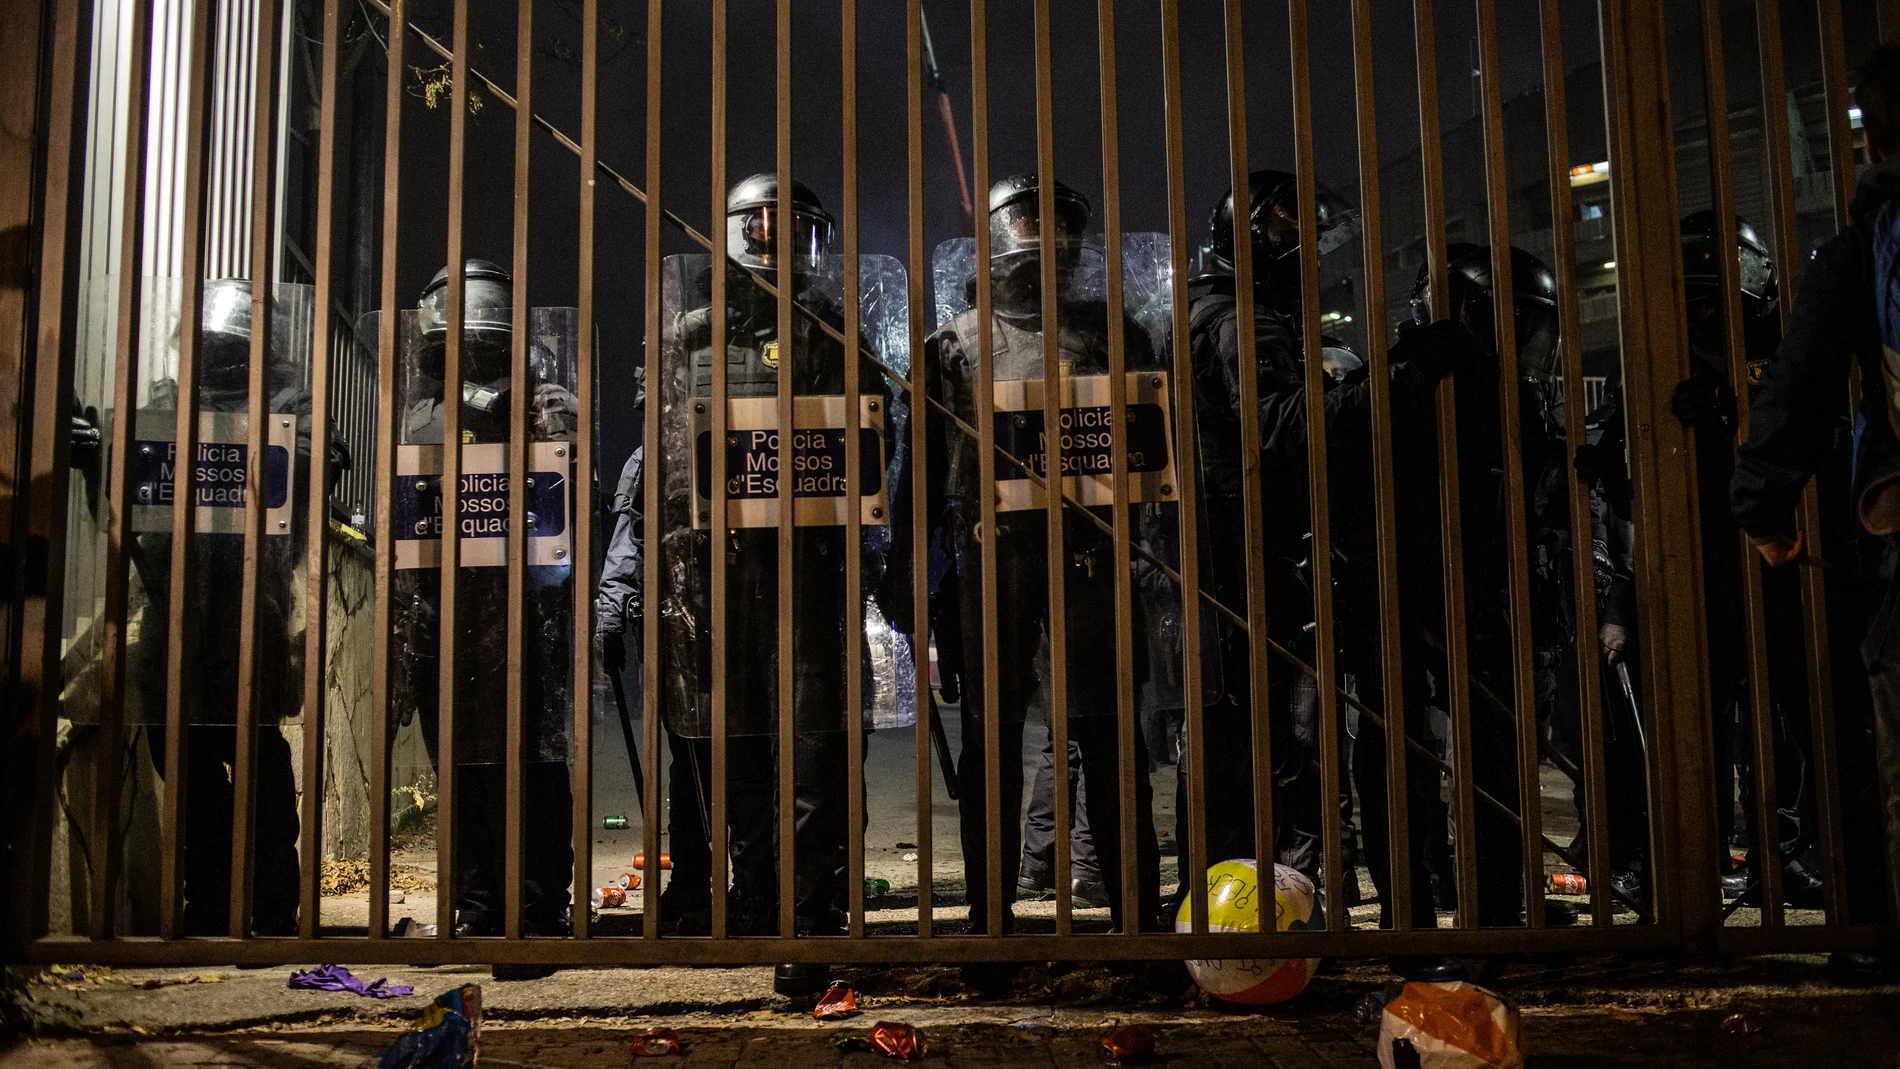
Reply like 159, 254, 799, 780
5, 0, 1899, 967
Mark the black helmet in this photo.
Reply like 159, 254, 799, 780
419, 258, 513, 343
987, 173, 1090, 317
199, 278, 255, 388
1411, 243, 1561, 377
1206, 170, 1351, 290
726, 173, 835, 271
1679, 210, 1777, 317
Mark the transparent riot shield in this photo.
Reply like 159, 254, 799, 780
120, 280, 316, 727
372, 304, 579, 764
654, 253, 906, 738
928, 237, 1206, 724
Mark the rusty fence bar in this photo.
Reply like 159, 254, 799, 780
11, 0, 1900, 968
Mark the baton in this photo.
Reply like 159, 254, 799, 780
928, 686, 961, 801
606, 658, 646, 815
1615, 660, 1648, 755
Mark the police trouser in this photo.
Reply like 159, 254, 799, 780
958, 711, 1160, 933
1021, 733, 1100, 889
1708, 560, 1815, 865
1538, 647, 1651, 879
1345, 645, 1448, 930
146, 724, 300, 936
1858, 543, 1900, 924
664, 728, 714, 913
721, 730, 853, 936
419, 715, 574, 935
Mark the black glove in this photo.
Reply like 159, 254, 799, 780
599, 629, 626, 674
1572, 440, 1623, 486
1388, 319, 1476, 382
1668, 374, 1734, 429
70, 408, 102, 469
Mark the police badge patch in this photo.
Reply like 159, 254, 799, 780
761, 340, 780, 369
1746, 359, 1768, 386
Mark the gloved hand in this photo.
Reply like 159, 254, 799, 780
1388, 319, 1476, 382
1572, 440, 1624, 486
1669, 374, 1735, 429
599, 629, 626, 674
1599, 622, 1630, 664
70, 409, 102, 469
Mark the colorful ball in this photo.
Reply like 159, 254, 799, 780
1175, 859, 1323, 1005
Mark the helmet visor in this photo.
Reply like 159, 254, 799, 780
729, 206, 833, 270
989, 197, 1086, 262
1682, 231, 1775, 301
1514, 298, 1560, 376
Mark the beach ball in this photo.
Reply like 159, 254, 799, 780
1175, 859, 1323, 1004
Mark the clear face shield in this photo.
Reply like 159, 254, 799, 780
1514, 298, 1561, 381
728, 205, 834, 272
989, 196, 1087, 316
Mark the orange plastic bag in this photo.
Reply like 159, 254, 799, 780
1376, 981, 1523, 1069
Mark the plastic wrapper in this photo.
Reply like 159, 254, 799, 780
355, 983, 482, 1069
813, 980, 858, 1019
629, 1027, 684, 1056
1376, 981, 1524, 1069
650, 254, 909, 738
366, 305, 578, 763
1099, 1023, 1156, 1063
116, 281, 316, 727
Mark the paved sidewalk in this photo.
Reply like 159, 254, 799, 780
6, 956, 1898, 1066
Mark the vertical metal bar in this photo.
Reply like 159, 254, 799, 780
21, 0, 84, 946
1603, 0, 1717, 950
1096, 0, 1139, 937
1702, 0, 1781, 929
298, 0, 346, 944
90, 0, 156, 943
1804, 0, 1855, 924
1217, 0, 1276, 919
572, 0, 598, 942
773, 0, 796, 945
1412, 0, 1479, 930
436, 0, 469, 942
1473, 0, 1543, 927
1348, 0, 1414, 932
639, 0, 664, 938
1283, 0, 1342, 931
503, 0, 533, 943
968, 0, 1004, 941
1030, 0, 1072, 936
904, 0, 934, 940
1883, 0, 1900, 43
842, 0, 867, 941
1158, 0, 1209, 937
162, 0, 217, 942
709, 0, 731, 943
1538, 0, 1614, 928
232, 0, 283, 940
368, 0, 408, 944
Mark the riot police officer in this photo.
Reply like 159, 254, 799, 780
620, 175, 890, 996
393, 259, 578, 977
131, 279, 340, 935
1180, 172, 1462, 933
900, 174, 1162, 941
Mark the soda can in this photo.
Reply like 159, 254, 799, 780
618, 871, 643, 890
869, 1021, 923, 1060
632, 851, 673, 871
813, 980, 858, 1019
1547, 872, 1588, 895
591, 885, 626, 909
864, 877, 891, 899
629, 1027, 683, 1056
1101, 1023, 1156, 1064
603, 815, 629, 830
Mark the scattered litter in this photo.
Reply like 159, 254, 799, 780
1100, 1023, 1156, 1064
1546, 873, 1588, 895
1354, 990, 1393, 1026
868, 1021, 924, 1060
895, 842, 917, 850
865, 877, 892, 899
814, 981, 858, 1019
131, 973, 224, 990
618, 872, 643, 890
391, 918, 439, 938
834, 1037, 874, 1053
1721, 1012, 1763, 1036
632, 852, 673, 871
391, 891, 406, 904
629, 1027, 683, 1056
592, 885, 627, 909
603, 815, 629, 830
355, 983, 481, 1069
1376, 981, 1523, 1069
289, 965, 415, 1000
901, 853, 919, 863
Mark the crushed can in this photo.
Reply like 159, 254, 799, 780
869, 1020, 924, 1060
813, 980, 858, 1019
591, 885, 626, 909
603, 815, 629, 830
864, 878, 891, 899
618, 871, 643, 890
629, 1027, 683, 1056
1100, 1023, 1156, 1064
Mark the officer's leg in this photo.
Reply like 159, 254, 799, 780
1018, 729, 1060, 893
1067, 738, 1103, 891
521, 760, 574, 934
792, 728, 851, 934
664, 729, 714, 915
1351, 658, 1439, 930
1275, 673, 1323, 884
725, 734, 777, 933
250, 726, 302, 935
1470, 668, 1526, 926
453, 762, 506, 935
1073, 717, 1161, 931
159, 725, 234, 936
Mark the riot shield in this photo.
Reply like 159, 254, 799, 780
654, 253, 908, 738
930, 233, 1175, 356
373, 303, 579, 764
121, 280, 316, 727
